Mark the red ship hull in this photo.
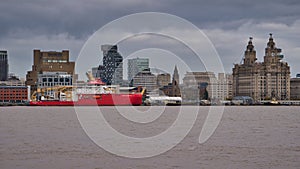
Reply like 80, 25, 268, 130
29, 93, 143, 106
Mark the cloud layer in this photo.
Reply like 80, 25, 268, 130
0, 0, 299, 79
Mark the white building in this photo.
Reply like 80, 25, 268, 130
182, 72, 232, 102
211, 73, 233, 100
37, 72, 73, 97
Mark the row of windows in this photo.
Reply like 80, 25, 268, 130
0, 90, 27, 94
47, 65, 64, 69
0, 89, 27, 91
41, 77, 71, 83
0, 92, 27, 95
0, 91, 27, 95
0, 90, 27, 92
0, 97, 28, 100
43, 59, 67, 63
38, 82, 72, 87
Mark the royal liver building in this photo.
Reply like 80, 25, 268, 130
233, 34, 290, 101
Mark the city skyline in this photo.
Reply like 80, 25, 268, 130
2, 33, 298, 83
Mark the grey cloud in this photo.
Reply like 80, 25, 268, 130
2, 0, 300, 37
0, 0, 299, 78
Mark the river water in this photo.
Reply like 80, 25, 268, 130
0, 106, 299, 169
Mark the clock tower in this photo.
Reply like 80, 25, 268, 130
264, 33, 283, 64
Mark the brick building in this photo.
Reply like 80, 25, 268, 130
26, 50, 75, 93
0, 85, 29, 103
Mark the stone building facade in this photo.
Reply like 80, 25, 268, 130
182, 72, 232, 101
157, 73, 171, 88
132, 68, 157, 93
233, 34, 290, 101
182, 71, 216, 101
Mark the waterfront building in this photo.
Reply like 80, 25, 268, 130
290, 74, 300, 100
127, 57, 149, 81
225, 74, 233, 99
210, 73, 233, 100
101, 45, 123, 85
0, 50, 8, 81
132, 68, 157, 93
182, 71, 216, 101
0, 81, 29, 103
36, 72, 73, 98
37, 72, 73, 87
182, 71, 232, 102
160, 66, 181, 97
157, 73, 171, 88
233, 34, 290, 101
26, 50, 75, 92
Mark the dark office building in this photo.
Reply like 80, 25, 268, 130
0, 51, 8, 81
101, 45, 123, 85
290, 74, 300, 100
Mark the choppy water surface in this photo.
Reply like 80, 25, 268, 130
0, 106, 299, 169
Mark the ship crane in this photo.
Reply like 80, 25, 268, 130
86, 71, 105, 85
86, 71, 95, 81
31, 86, 73, 101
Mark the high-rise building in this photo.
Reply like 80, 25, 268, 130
0, 51, 8, 81
127, 57, 149, 81
290, 74, 300, 100
26, 50, 75, 92
233, 34, 290, 101
101, 45, 123, 85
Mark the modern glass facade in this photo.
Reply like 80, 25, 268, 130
127, 57, 149, 81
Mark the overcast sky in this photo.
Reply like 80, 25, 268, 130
1, 0, 299, 80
